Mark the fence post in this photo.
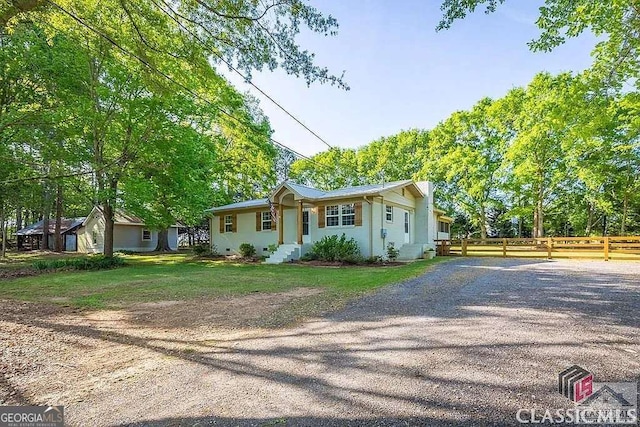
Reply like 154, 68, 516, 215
547, 237, 552, 259
502, 238, 507, 258
462, 239, 467, 257
604, 236, 609, 261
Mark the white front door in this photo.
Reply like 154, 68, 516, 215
302, 209, 311, 244
404, 211, 410, 243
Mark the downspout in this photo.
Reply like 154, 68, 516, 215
380, 196, 386, 252
364, 196, 373, 257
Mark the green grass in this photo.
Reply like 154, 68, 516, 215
0, 253, 447, 309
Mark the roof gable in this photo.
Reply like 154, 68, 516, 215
209, 180, 427, 213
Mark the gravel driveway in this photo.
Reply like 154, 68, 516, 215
4, 258, 640, 426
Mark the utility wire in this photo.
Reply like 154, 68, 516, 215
152, 0, 334, 150
45, 0, 330, 167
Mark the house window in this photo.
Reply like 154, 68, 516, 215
302, 211, 309, 235
326, 205, 340, 227
341, 204, 355, 226
385, 205, 393, 222
224, 215, 233, 233
326, 204, 357, 227
142, 229, 152, 241
261, 211, 272, 230
404, 212, 409, 233
92, 231, 98, 244
438, 221, 450, 233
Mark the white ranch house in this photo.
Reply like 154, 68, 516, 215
208, 180, 452, 263
77, 207, 179, 253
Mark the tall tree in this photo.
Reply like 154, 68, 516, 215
437, 0, 640, 88
419, 98, 507, 238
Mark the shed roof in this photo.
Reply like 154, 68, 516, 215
17, 217, 86, 236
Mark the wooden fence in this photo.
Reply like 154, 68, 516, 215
435, 236, 640, 261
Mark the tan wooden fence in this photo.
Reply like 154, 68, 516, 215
435, 236, 640, 261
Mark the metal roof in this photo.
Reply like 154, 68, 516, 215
209, 180, 424, 213
17, 217, 86, 236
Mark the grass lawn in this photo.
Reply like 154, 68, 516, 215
0, 253, 446, 310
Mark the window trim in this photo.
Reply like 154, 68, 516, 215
261, 211, 272, 231
325, 205, 340, 227
92, 230, 98, 244
341, 203, 355, 226
141, 228, 152, 241
326, 204, 356, 227
224, 215, 233, 233
385, 205, 393, 222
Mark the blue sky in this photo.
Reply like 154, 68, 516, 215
225, 0, 597, 156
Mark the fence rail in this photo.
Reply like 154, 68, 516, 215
435, 236, 640, 261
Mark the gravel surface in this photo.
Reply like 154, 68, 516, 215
2, 257, 639, 426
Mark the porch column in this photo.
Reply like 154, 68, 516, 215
278, 204, 284, 244
297, 201, 303, 245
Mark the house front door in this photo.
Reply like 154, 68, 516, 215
404, 211, 410, 243
302, 209, 311, 244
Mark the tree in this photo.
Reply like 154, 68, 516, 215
419, 98, 507, 238
2, 0, 348, 89
437, 0, 640, 88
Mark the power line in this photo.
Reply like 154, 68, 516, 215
148, 0, 334, 151
151, 0, 334, 150
45, 0, 320, 163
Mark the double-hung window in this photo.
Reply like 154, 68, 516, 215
326, 204, 356, 227
385, 205, 393, 222
326, 205, 340, 227
142, 229, 151, 241
224, 215, 233, 232
341, 204, 355, 226
261, 211, 272, 230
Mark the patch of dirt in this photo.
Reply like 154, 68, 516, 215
0, 268, 40, 279
293, 260, 406, 267
127, 287, 325, 329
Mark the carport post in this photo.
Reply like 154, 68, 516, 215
604, 236, 609, 261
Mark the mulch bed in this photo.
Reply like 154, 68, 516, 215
292, 260, 406, 267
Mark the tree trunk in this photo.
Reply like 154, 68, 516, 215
102, 178, 119, 258
536, 197, 544, 238
41, 183, 52, 250
154, 228, 172, 252
16, 206, 22, 232
478, 205, 487, 239
620, 193, 628, 235
1, 203, 6, 258
585, 202, 593, 236
54, 183, 63, 252
103, 203, 115, 258
16, 206, 23, 250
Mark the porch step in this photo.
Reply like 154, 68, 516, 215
397, 244, 425, 260
264, 244, 301, 264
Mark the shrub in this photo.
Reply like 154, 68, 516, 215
364, 255, 383, 264
239, 243, 256, 258
387, 243, 400, 261
267, 244, 279, 254
33, 255, 125, 271
192, 244, 217, 257
307, 234, 360, 262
